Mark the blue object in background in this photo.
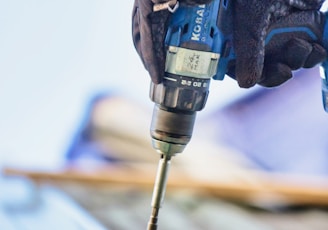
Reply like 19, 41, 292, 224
65, 91, 119, 163
209, 68, 328, 176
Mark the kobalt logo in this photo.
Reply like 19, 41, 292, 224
191, 4, 206, 41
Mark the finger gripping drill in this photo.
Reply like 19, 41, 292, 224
147, 1, 233, 229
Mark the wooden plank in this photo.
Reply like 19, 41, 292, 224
3, 164, 328, 207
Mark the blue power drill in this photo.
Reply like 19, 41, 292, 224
149, 0, 233, 158
147, 1, 328, 229
147, 2, 232, 229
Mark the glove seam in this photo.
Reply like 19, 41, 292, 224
153, 0, 179, 12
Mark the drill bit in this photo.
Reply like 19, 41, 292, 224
147, 154, 172, 230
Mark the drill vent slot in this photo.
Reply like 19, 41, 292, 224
182, 24, 189, 35
210, 27, 215, 38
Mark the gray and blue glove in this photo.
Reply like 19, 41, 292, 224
232, 0, 326, 88
132, 0, 327, 87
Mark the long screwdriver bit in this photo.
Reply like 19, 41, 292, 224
147, 154, 172, 230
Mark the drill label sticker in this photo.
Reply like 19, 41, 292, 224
184, 52, 202, 72
176, 48, 216, 78
166, 46, 219, 79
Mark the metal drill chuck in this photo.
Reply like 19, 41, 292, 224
149, 76, 210, 155
150, 76, 210, 111
150, 104, 196, 155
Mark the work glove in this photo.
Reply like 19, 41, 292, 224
132, 0, 213, 84
132, 0, 327, 87
231, 0, 327, 88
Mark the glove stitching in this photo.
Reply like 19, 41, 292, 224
153, 0, 178, 12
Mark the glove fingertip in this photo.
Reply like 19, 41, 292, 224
147, 65, 162, 84
259, 63, 292, 87
235, 59, 262, 88
236, 73, 257, 88
285, 38, 312, 70
304, 43, 327, 68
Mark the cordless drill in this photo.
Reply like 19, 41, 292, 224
147, 1, 328, 229
150, 0, 233, 156
147, 1, 233, 229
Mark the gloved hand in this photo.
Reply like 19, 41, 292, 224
231, 0, 327, 88
132, 0, 212, 84
132, 0, 327, 87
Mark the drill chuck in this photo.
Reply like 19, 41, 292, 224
149, 74, 210, 155
150, 104, 196, 155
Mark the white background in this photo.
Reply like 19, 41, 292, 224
0, 1, 252, 168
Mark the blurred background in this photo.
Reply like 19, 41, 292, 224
2, 1, 328, 230
0, 0, 251, 169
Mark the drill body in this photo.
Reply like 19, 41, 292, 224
150, 0, 233, 156
147, 1, 232, 229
